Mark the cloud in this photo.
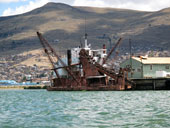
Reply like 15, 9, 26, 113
73, 0, 106, 7
2, 0, 170, 16
1, 0, 74, 16
0, 0, 26, 3
2, 0, 50, 16
73, 0, 170, 11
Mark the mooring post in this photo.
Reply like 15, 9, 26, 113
153, 80, 156, 90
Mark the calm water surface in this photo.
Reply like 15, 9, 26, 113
0, 90, 170, 128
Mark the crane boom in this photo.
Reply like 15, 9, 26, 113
103, 38, 122, 65
37, 32, 80, 86
37, 32, 61, 81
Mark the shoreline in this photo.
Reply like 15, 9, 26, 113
0, 85, 48, 90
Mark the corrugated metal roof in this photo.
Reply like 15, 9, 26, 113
132, 57, 170, 64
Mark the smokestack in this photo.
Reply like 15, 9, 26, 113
85, 33, 88, 48
67, 50, 72, 66
103, 44, 106, 54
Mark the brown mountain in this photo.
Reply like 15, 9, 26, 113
0, 2, 170, 56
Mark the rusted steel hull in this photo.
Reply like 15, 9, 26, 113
47, 77, 132, 91
47, 86, 125, 91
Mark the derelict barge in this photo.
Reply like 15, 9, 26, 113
37, 32, 134, 91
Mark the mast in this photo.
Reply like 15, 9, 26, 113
129, 39, 133, 78
84, 17, 88, 48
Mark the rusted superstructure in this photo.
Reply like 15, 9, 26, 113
37, 32, 133, 91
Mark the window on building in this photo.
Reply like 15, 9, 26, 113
165, 65, 169, 69
137, 68, 141, 72
150, 65, 152, 70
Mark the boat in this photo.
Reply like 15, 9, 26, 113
37, 32, 133, 91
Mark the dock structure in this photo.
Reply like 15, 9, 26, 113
121, 56, 170, 90
131, 78, 170, 90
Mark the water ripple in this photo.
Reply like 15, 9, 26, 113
0, 90, 170, 127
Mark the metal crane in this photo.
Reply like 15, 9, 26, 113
102, 38, 123, 65
36, 32, 80, 86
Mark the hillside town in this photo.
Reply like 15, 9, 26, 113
0, 49, 170, 85
0, 52, 51, 84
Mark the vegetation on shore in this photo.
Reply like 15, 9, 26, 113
0, 85, 48, 89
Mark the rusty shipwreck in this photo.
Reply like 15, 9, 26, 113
37, 32, 134, 91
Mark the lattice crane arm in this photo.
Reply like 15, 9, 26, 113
37, 32, 80, 86
37, 32, 61, 80
103, 38, 123, 65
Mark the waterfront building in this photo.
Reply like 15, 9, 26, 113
120, 57, 170, 79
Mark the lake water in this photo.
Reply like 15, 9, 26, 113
0, 90, 170, 128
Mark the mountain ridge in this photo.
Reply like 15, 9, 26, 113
0, 2, 170, 56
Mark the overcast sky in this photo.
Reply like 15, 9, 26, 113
0, 0, 170, 16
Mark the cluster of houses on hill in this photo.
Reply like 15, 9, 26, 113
0, 49, 170, 86
0, 54, 51, 85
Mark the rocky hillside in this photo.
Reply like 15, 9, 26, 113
0, 2, 170, 56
